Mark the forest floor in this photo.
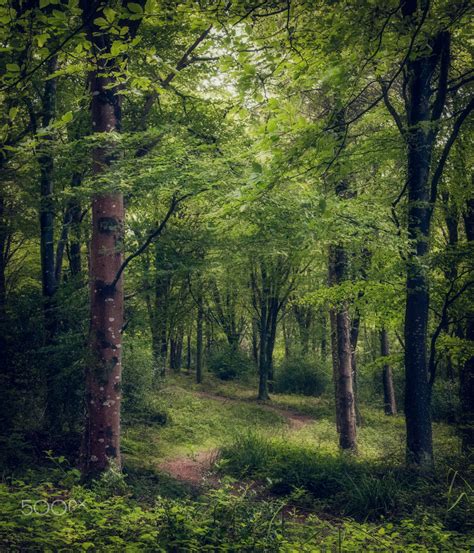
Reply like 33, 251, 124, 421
156, 389, 315, 486
2, 373, 473, 551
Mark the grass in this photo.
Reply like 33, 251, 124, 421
1, 371, 473, 551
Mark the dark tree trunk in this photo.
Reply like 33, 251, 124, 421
403, 41, 441, 471
170, 334, 183, 372
294, 305, 312, 356
39, 57, 58, 306
0, 193, 6, 321
252, 317, 259, 366
258, 302, 269, 400
329, 245, 357, 451
320, 308, 327, 360
38, 56, 61, 433
329, 308, 341, 432
68, 172, 83, 278
460, 198, 474, 451
381, 328, 397, 416
186, 333, 192, 372
196, 288, 203, 384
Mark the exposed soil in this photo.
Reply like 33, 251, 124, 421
159, 448, 220, 487
158, 391, 315, 487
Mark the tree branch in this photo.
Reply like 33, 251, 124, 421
108, 192, 193, 290
430, 96, 474, 204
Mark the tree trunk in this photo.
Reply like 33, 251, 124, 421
196, 288, 203, 384
336, 308, 357, 450
460, 198, 474, 451
403, 49, 438, 471
252, 317, 259, 366
350, 314, 362, 426
329, 308, 341, 432
329, 245, 357, 450
68, 172, 83, 278
258, 305, 269, 400
82, 14, 124, 478
381, 328, 397, 416
186, 333, 192, 372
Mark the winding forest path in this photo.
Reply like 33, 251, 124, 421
157, 391, 315, 487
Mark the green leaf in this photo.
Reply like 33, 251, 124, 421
8, 107, 18, 120
111, 41, 125, 56
103, 7, 115, 23
127, 2, 143, 14
6, 63, 20, 73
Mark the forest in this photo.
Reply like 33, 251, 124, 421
0, 0, 473, 550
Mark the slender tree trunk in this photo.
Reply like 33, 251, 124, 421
186, 333, 191, 372
258, 305, 269, 400
460, 198, 474, 451
381, 328, 397, 415
336, 308, 357, 450
38, 56, 61, 433
69, 172, 83, 278
350, 314, 362, 426
329, 245, 357, 450
329, 308, 341, 432
196, 288, 203, 384
0, 193, 6, 321
320, 308, 327, 360
252, 317, 259, 366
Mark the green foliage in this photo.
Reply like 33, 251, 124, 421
207, 344, 254, 381
274, 355, 330, 396
431, 380, 460, 423
0, 475, 472, 552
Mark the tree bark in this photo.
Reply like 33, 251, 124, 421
350, 313, 362, 426
196, 288, 203, 384
81, 0, 142, 477
329, 245, 357, 450
460, 198, 474, 451
186, 333, 192, 372
381, 328, 397, 416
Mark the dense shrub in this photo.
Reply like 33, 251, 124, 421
274, 355, 330, 396
208, 345, 253, 380
0, 474, 471, 552
219, 432, 421, 521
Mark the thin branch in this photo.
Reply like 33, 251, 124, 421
108, 192, 193, 290
430, 96, 474, 204
380, 80, 405, 137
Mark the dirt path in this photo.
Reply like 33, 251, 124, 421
157, 391, 315, 487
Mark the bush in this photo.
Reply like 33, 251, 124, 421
208, 345, 253, 380
0, 476, 470, 552
431, 379, 459, 423
274, 355, 329, 396
122, 342, 154, 412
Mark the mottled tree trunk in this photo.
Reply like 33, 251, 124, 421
82, 9, 124, 477
381, 328, 397, 416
